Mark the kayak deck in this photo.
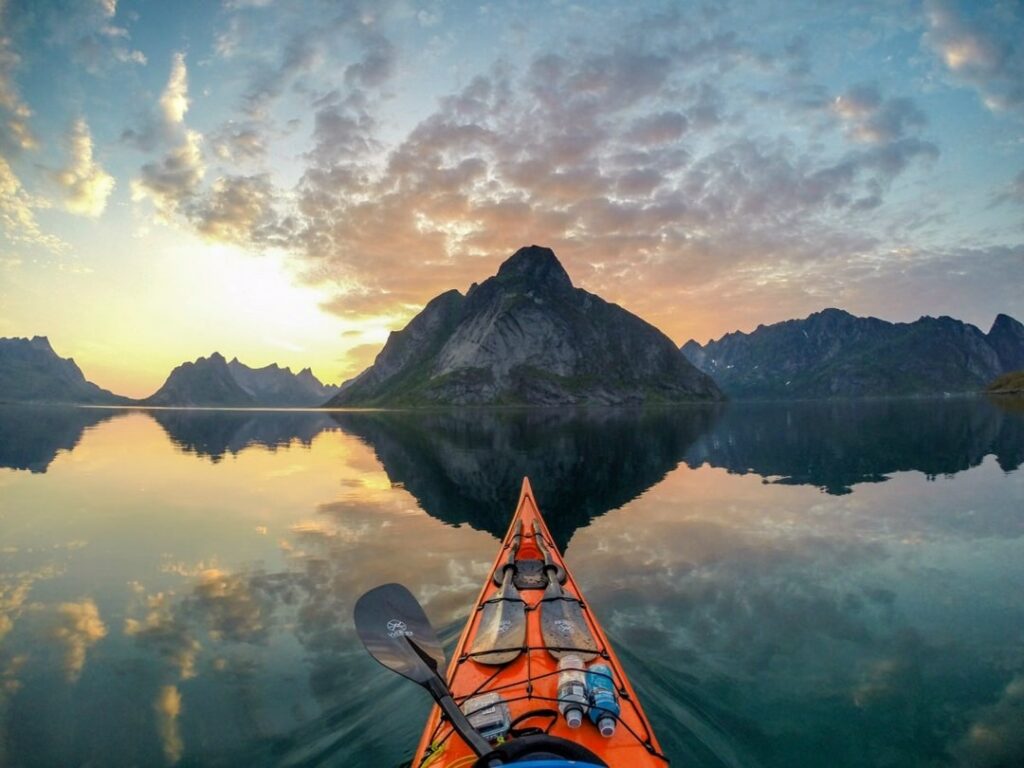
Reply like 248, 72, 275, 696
412, 478, 667, 767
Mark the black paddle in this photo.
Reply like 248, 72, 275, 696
470, 521, 527, 665
532, 521, 599, 661
353, 583, 493, 758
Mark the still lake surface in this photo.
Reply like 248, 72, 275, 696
0, 400, 1022, 767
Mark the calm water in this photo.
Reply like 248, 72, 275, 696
0, 400, 1022, 767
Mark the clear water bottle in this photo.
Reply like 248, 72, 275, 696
556, 654, 588, 728
587, 663, 619, 737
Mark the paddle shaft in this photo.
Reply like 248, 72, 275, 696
532, 521, 565, 585
425, 675, 494, 758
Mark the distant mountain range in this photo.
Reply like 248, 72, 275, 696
4, 253, 1024, 407
143, 352, 338, 407
0, 338, 337, 407
681, 309, 1024, 399
0, 336, 129, 405
328, 245, 722, 406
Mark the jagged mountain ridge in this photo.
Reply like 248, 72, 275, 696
0, 336, 129, 404
681, 309, 1024, 399
328, 245, 723, 406
144, 352, 338, 407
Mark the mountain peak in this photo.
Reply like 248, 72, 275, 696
991, 313, 1023, 334
328, 245, 721, 406
29, 335, 55, 352
495, 245, 572, 291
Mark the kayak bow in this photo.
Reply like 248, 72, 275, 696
412, 477, 667, 767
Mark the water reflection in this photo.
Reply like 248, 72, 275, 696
1, 401, 1022, 767
684, 399, 1024, 494
0, 405, 123, 472
332, 407, 720, 547
149, 409, 340, 462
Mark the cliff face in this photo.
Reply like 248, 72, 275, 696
328, 246, 722, 406
0, 336, 129, 404
681, 309, 1023, 399
987, 314, 1024, 373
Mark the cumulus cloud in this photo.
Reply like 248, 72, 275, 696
210, 122, 266, 163
131, 129, 205, 220
190, 173, 281, 245
923, 0, 1024, 111
54, 118, 115, 217
242, 31, 321, 118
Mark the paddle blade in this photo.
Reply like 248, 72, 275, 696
541, 580, 599, 661
469, 573, 526, 665
354, 583, 447, 684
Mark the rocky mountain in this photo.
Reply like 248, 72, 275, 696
681, 309, 1024, 399
144, 352, 338, 407
0, 336, 129, 404
227, 358, 339, 406
327, 245, 722, 406
144, 352, 253, 406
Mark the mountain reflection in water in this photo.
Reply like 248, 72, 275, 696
0, 400, 1022, 767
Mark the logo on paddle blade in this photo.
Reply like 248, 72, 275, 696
498, 620, 512, 634
553, 619, 573, 636
387, 619, 413, 638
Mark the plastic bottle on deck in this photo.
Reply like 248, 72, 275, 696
556, 654, 588, 728
587, 663, 619, 737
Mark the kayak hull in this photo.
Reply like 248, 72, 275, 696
411, 477, 667, 767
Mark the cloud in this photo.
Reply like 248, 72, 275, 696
54, 118, 115, 217
242, 31, 321, 118
210, 123, 266, 163
124, 591, 201, 680
0, 155, 67, 253
625, 111, 689, 145
131, 129, 205, 220
0, 1, 36, 152
990, 169, 1024, 210
154, 684, 184, 764
45, 599, 107, 682
952, 675, 1024, 767
160, 52, 189, 126
832, 84, 927, 144
923, 0, 1024, 111
189, 173, 280, 244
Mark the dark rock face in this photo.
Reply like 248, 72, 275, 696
144, 352, 255, 406
681, 309, 1024, 399
0, 336, 128, 404
328, 245, 722, 406
144, 353, 338, 407
987, 314, 1024, 372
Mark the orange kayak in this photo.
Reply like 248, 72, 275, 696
412, 477, 667, 767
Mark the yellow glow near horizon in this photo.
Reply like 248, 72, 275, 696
0, 227, 398, 399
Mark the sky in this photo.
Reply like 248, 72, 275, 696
0, 0, 1022, 398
